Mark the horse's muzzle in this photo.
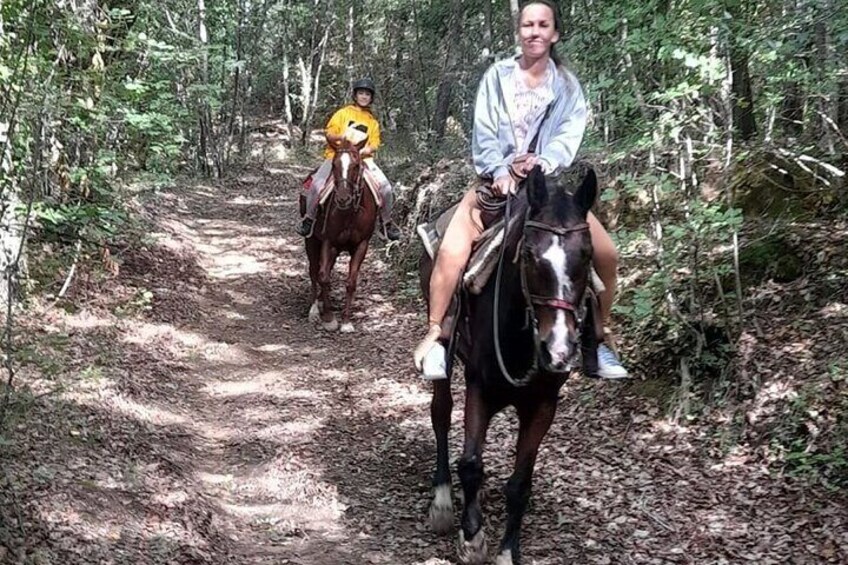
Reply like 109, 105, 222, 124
539, 337, 579, 373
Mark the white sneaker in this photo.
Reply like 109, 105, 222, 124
596, 344, 630, 379
421, 342, 448, 380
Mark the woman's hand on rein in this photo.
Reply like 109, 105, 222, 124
511, 154, 541, 178
492, 173, 517, 196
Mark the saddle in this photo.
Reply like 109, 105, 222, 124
416, 190, 606, 297
300, 161, 384, 214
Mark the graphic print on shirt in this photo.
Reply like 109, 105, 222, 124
348, 121, 368, 135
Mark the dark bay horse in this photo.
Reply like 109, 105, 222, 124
304, 138, 378, 332
419, 165, 600, 565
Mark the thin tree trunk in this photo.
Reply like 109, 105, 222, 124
279, 0, 295, 145
225, 0, 246, 166
346, 0, 354, 85
729, 43, 757, 141
301, 24, 331, 145
297, 55, 311, 139
410, 2, 432, 132
814, 0, 835, 152
838, 77, 848, 134
509, 0, 519, 48
483, 0, 493, 58
432, 0, 462, 140
197, 0, 215, 175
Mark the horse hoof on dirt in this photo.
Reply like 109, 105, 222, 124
308, 302, 320, 323
322, 318, 339, 332
494, 550, 515, 565
340, 322, 355, 333
429, 484, 453, 535
457, 529, 487, 565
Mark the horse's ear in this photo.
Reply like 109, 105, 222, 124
354, 137, 368, 152
527, 165, 548, 211
575, 168, 597, 215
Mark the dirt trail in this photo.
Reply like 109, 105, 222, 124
3, 133, 846, 565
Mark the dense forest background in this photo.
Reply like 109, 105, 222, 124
0, 0, 846, 561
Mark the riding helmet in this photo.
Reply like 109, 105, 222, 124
351, 78, 376, 97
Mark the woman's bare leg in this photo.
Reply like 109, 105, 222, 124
587, 211, 618, 326
427, 189, 484, 326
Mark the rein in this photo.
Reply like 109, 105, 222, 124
492, 195, 589, 387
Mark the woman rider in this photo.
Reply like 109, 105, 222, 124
414, 0, 629, 380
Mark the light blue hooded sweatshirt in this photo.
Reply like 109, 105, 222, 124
472, 56, 587, 180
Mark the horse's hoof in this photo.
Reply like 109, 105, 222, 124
457, 529, 487, 565
340, 322, 355, 333
494, 550, 515, 565
308, 302, 320, 323
322, 318, 339, 332
429, 484, 453, 535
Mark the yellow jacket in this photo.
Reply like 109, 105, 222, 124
323, 105, 382, 159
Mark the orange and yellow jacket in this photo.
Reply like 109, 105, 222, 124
323, 104, 382, 160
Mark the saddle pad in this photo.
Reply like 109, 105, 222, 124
416, 204, 506, 294
318, 168, 383, 208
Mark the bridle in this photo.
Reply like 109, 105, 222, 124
332, 147, 364, 211
493, 195, 590, 387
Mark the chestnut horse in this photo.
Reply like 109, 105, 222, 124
304, 139, 378, 332
419, 165, 601, 565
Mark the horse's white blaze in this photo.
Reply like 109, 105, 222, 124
541, 239, 574, 365
541, 241, 572, 297
339, 152, 351, 182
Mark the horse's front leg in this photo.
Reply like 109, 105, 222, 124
496, 396, 558, 565
457, 382, 491, 565
317, 241, 339, 331
340, 238, 370, 333
429, 376, 453, 534
306, 237, 322, 323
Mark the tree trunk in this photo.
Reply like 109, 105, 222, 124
298, 0, 332, 145
729, 42, 757, 141
483, 0, 493, 57
781, 80, 804, 137
838, 77, 848, 134
432, 0, 462, 140
300, 24, 330, 145
225, 0, 245, 166
197, 0, 217, 175
0, 125, 23, 310
410, 2, 432, 132
814, 0, 835, 152
509, 0, 519, 48
346, 0, 355, 85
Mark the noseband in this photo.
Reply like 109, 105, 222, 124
493, 197, 590, 387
